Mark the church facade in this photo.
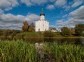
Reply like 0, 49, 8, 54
35, 10, 49, 32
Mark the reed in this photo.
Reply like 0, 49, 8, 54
0, 40, 37, 62
44, 42, 84, 62
0, 40, 84, 62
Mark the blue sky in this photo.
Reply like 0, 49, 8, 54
0, 0, 84, 30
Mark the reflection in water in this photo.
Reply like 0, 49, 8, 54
44, 37, 84, 45
80, 37, 84, 44
0, 36, 84, 45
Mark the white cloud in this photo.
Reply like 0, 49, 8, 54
46, 5, 55, 10
31, 0, 48, 5
55, 0, 66, 6
56, 6, 84, 28
21, 0, 32, 6
56, 20, 65, 27
0, 9, 4, 14
56, 18, 77, 28
63, 5, 71, 11
21, 0, 48, 6
21, 0, 67, 7
0, 0, 19, 11
49, 0, 55, 2
70, 6, 84, 19
72, 0, 83, 8
26, 14, 39, 21
0, 13, 39, 30
72, 0, 84, 7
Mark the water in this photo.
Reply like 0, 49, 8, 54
43, 37, 84, 45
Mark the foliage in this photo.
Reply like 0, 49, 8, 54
22, 21, 29, 32
75, 24, 84, 36
28, 23, 35, 32
14, 32, 43, 42
43, 31, 55, 42
0, 30, 20, 40
61, 27, 71, 36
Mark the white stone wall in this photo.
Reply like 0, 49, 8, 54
40, 15, 45, 20
35, 20, 49, 32
35, 13, 49, 32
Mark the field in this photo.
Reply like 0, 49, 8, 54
0, 40, 84, 62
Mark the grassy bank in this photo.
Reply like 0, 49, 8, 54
0, 40, 36, 62
44, 42, 84, 62
0, 40, 84, 62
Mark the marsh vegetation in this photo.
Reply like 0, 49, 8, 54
0, 40, 84, 62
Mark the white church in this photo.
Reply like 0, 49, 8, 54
35, 10, 49, 32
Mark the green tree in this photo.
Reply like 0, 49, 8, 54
0, 30, 3, 36
22, 21, 29, 32
28, 23, 35, 32
44, 31, 54, 42
75, 24, 84, 36
61, 27, 71, 36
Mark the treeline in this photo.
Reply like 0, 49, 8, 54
22, 21, 34, 32
0, 21, 84, 42
22, 21, 84, 36
21, 21, 84, 36
61, 24, 84, 36
0, 29, 21, 40
0, 31, 61, 42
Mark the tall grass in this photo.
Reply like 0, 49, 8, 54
0, 40, 84, 62
44, 42, 84, 62
0, 40, 37, 62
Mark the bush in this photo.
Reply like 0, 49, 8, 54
61, 27, 71, 36
14, 32, 44, 42
43, 31, 54, 42
75, 24, 84, 36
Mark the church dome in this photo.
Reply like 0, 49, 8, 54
40, 8, 45, 16
40, 12, 45, 16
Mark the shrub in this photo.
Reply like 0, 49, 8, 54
43, 31, 54, 42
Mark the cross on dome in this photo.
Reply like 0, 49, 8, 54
40, 8, 45, 16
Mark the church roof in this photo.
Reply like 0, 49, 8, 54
40, 8, 45, 16
40, 13, 45, 16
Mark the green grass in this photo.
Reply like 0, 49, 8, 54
0, 40, 84, 62
0, 40, 37, 62
44, 42, 84, 62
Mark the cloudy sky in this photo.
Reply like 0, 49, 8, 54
0, 0, 84, 30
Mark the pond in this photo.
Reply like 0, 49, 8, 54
42, 37, 84, 45
0, 36, 84, 45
